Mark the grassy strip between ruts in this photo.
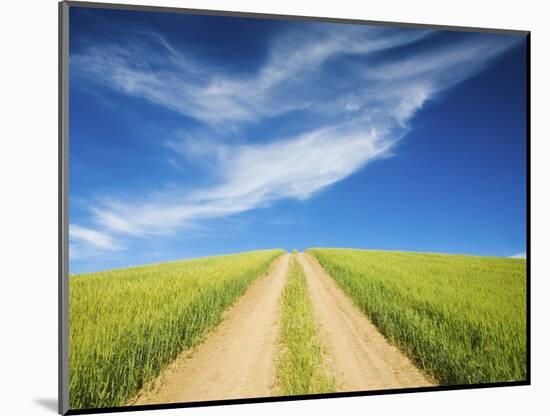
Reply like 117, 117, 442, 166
276, 255, 336, 395
307, 248, 527, 385
69, 249, 285, 410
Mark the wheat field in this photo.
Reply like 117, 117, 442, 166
308, 248, 527, 385
69, 249, 284, 409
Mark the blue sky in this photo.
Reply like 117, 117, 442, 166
68, 7, 527, 274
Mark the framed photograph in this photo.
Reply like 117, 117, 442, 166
59, 1, 529, 414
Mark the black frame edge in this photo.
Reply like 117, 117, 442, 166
525, 31, 531, 385
63, 0, 529, 35
59, 1, 70, 415
66, 381, 530, 415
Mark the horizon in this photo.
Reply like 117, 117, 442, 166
68, 7, 527, 274
70, 246, 526, 276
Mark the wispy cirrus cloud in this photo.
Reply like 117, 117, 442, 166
69, 224, 125, 252
69, 24, 521, 255
91, 122, 394, 236
71, 25, 431, 127
510, 252, 526, 259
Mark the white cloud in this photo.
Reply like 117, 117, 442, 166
70, 26, 521, 244
72, 26, 431, 127
90, 122, 394, 236
69, 224, 124, 251
510, 252, 526, 259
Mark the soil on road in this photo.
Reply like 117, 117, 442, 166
297, 253, 433, 391
133, 253, 290, 404
133, 251, 432, 405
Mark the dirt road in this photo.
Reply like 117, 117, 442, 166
297, 253, 433, 391
134, 253, 290, 404
134, 251, 432, 405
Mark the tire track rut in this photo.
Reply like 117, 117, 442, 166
297, 252, 433, 391
133, 253, 290, 404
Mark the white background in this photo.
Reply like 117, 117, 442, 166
1, 0, 548, 415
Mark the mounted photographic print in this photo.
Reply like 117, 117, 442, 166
59, 1, 530, 414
